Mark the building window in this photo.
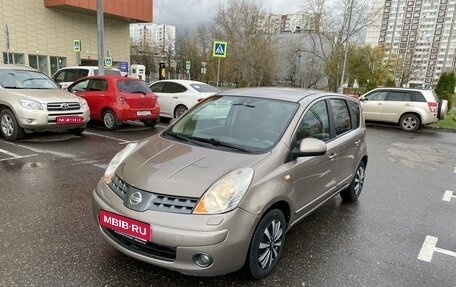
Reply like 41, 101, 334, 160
28, 55, 48, 75
50, 57, 67, 76
3, 52, 24, 64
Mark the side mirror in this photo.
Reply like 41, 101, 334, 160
360, 96, 366, 101
291, 137, 327, 158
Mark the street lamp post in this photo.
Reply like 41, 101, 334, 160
338, 0, 355, 94
297, 53, 302, 88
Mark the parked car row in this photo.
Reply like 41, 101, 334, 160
0, 64, 221, 141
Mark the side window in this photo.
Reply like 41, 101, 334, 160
54, 71, 65, 83
365, 91, 387, 101
411, 91, 426, 102
296, 101, 330, 142
347, 100, 360, 128
89, 79, 108, 91
150, 82, 166, 93
69, 79, 89, 92
330, 99, 352, 136
164, 82, 187, 93
385, 91, 406, 101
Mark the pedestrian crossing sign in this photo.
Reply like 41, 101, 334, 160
104, 57, 112, 67
213, 41, 227, 58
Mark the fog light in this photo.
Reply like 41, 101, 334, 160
192, 252, 213, 267
27, 119, 32, 123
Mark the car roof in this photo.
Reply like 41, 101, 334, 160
0, 64, 39, 71
367, 87, 433, 92
75, 75, 144, 81
218, 87, 332, 103
151, 79, 210, 85
56, 66, 120, 70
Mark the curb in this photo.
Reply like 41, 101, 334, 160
423, 125, 456, 133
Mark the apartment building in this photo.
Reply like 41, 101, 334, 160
130, 23, 176, 57
257, 12, 318, 34
366, 0, 456, 87
0, 0, 152, 76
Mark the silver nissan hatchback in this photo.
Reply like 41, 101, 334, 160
92, 88, 368, 279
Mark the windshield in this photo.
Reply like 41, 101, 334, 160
164, 95, 299, 153
0, 69, 60, 89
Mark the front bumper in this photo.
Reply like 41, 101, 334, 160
15, 107, 90, 132
91, 179, 259, 276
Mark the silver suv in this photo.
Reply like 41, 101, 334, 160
360, 87, 448, 131
92, 88, 368, 278
0, 64, 90, 141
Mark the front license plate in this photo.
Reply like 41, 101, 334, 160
99, 209, 151, 242
56, 116, 83, 124
137, 111, 151, 116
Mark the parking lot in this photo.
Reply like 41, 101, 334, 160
1, 123, 455, 286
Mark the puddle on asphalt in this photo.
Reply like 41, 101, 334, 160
387, 142, 448, 171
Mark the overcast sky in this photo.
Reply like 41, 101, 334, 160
153, 0, 301, 30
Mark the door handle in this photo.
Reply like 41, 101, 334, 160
354, 140, 361, 146
329, 153, 337, 160
173, 96, 178, 99
404, 103, 412, 106
377, 103, 383, 105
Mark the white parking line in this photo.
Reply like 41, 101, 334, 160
83, 131, 131, 143
443, 190, 455, 202
418, 235, 456, 262
0, 148, 38, 162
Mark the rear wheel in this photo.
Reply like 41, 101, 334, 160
245, 209, 286, 279
141, 119, 157, 127
102, 110, 120, 130
0, 109, 25, 141
174, 105, 188, 118
340, 161, 366, 202
399, 113, 420, 132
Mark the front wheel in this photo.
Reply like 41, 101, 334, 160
399, 113, 420, 132
340, 161, 366, 202
245, 209, 286, 279
0, 109, 25, 141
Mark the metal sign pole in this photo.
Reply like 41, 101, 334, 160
97, 0, 105, 75
5, 23, 10, 64
216, 58, 220, 87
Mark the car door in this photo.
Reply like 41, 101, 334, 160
328, 98, 362, 188
84, 78, 109, 120
380, 91, 411, 123
161, 82, 188, 117
291, 99, 338, 218
149, 81, 169, 117
360, 90, 387, 121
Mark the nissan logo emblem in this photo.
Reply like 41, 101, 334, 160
129, 192, 142, 206
61, 103, 69, 110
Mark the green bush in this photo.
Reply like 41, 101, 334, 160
365, 80, 378, 92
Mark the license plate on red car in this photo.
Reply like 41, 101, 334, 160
137, 111, 152, 116
56, 116, 83, 124
99, 210, 151, 242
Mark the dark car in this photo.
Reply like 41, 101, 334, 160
68, 76, 160, 130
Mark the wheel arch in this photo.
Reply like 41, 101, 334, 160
398, 111, 422, 125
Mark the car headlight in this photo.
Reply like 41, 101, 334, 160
193, 168, 254, 214
104, 143, 138, 184
78, 97, 88, 109
18, 99, 43, 110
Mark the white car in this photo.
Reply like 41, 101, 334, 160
52, 66, 121, 89
149, 80, 220, 118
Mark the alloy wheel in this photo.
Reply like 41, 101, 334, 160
258, 219, 283, 269
1, 114, 14, 137
353, 165, 365, 197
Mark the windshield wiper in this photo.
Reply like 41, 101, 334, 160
194, 137, 251, 153
2, 86, 23, 89
165, 131, 205, 146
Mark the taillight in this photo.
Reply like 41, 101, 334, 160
115, 94, 125, 104
427, 102, 437, 113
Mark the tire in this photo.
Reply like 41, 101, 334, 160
245, 209, 286, 279
141, 119, 157, 127
0, 109, 25, 141
174, 105, 188, 118
438, 100, 448, 120
399, 113, 420, 132
340, 161, 366, 202
68, 128, 85, 136
102, 110, 120, 130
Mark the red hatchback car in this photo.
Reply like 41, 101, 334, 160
67, 76, 160, 130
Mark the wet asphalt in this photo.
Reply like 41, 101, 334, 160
0, 122, 455, 287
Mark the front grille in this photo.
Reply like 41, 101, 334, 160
109, 175, 198, 214
47, 102, 81, 111
105, 228, 176, 261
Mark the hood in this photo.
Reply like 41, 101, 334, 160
116, 136, 269, 198
7, 88, 80, 103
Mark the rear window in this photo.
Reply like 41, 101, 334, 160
117, 80, 152, 94
94, 69, 121, 76
190, 83, 220, 93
